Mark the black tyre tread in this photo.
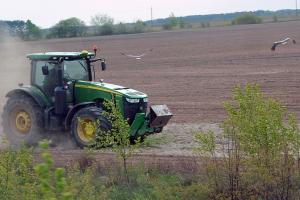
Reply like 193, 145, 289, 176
71, 106, 111, 148
1, 93, 44, 147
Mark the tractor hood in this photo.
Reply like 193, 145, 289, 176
75, 81, 147, 99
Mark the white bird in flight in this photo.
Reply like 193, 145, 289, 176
121, 49, 153, 60
271, 37, 296, 51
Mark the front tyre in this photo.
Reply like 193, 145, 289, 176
2, 94, 44, 148
71, 107, 111, 148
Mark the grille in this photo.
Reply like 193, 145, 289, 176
123, 98, 147, 125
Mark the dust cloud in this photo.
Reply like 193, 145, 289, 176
0, 34, 79, 149
0, 35, 30, 105
0, 33, 31, 146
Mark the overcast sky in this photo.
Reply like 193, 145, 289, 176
0, 0, 296, 28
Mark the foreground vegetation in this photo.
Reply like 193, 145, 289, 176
0, 142, 207, 200
1, 83, 300, 200
195, 84, 300, 199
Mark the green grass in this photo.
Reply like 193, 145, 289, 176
0, 145, 210, 200
142, 134, 172, 148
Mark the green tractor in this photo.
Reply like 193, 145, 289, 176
2, 48, 172, 148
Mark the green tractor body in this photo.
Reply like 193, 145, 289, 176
2, 50, 172, 148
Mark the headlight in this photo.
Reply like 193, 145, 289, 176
143, 97, 148, 103
126, 98, 140, 103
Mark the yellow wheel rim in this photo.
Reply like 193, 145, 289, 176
77, 118, 96, 142
13, 111, 31, 134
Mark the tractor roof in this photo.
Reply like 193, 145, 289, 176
27, 52, 95, 60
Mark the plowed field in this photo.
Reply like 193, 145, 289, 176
1, 21, 300, 160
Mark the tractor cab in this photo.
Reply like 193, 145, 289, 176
2, 48, 172, 148
28, 51, 100, 103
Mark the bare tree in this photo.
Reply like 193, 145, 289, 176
90, 14, 114, 26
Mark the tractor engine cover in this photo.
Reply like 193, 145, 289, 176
149, 105, 173, 128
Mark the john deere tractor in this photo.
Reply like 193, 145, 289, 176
2, 48, 172, 148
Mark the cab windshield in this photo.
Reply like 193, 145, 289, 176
63, 60, 89, 81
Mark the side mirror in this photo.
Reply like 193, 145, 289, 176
42, 65, 49, 75
101, 60, 106, 71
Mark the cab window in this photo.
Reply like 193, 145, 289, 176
32, 61, 56, 97
63, 60, 89, 81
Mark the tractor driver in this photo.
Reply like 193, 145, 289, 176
42, 63, 57, 98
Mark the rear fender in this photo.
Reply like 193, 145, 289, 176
6, 86, 51, 108
64, 102, 96, 130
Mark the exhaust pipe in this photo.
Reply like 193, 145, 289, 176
54, 58, 68, 115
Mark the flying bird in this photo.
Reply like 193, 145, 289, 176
271, 37, 296, 51
121, 49, 153, 60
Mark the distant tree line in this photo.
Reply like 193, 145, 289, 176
0, 16, 150, 41
1, 9, 291, 41
0, 20, 42, 40
44, 15, 150, 39
147, 9, 297, 26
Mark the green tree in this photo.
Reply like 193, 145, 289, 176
273, 15, 278, 22
3, 20, 26, 37
90, 14, 114, 26
163, 12, 179, 30
23, 20, 42, 40
48, 17, 86, 38
133, 20, 146, 33
89, 101, 140, 184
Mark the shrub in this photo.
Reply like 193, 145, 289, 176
273, 15, 278, 22
0, 139, 210, 199
0, 147, 37, 200
65, 165, 108, 199
133, 20, 147, 33
34, 140, 72, 200
201, 22, 210, 28
89, 100, 141, 184
114, 23, 128, 34
195, 83, 300, 199
100, 24, 114, 35
178, 19, 190, 29
232, 13, 262, 25
163, 12, 179, 30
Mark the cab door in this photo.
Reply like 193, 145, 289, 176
31, 60, 57, 103
63, 60, 90, 104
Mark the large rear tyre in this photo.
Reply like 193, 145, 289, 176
71, 107, 111, 148
2, 94, 44, 148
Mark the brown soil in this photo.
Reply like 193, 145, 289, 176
1, 21, 300, 156
45, 150, 205, 175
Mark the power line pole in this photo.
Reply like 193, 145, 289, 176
151, 7, 153, 27
296, 0, 299, 19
